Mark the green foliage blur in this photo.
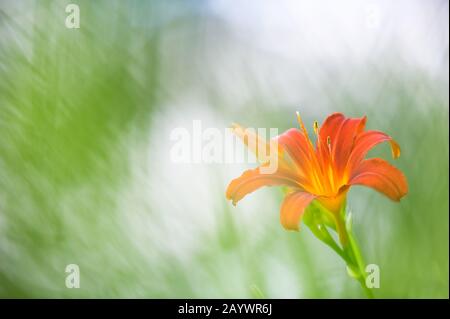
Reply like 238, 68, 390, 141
0, 0, 448, 298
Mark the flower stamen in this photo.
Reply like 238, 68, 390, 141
313, 121, 319, 135
296, 111, 310, 142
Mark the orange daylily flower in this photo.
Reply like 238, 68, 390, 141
226, 112, 408, 231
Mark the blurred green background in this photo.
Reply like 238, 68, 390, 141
0, 0, 448, 298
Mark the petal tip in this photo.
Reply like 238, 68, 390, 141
282, 224, 300, 232
390, 140, 401, 159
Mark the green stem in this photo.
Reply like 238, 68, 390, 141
305, 203, 375, 298
348, 229, 374, 299
310, 223, 347, 263
335, 213, 374, 299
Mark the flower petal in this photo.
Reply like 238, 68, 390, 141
226, 166, 302, 205
231, 123, 279, 164
348, 158, 408, 201
276, 128, 313, 173
331, 116, 367, 175
280, 191, 316, 231
318, 113, 346, 144
346, 130, 401, 173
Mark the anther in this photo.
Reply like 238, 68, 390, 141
327, 136, 332, 152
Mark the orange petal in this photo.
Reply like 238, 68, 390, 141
280, 191, 316, 231
346, 130, 401, 173
318, 112, 346, 147
316, 185, 349, 214
317, 113, 347, 166
231, 123, 279, 164
226, 166, 302, 205
276, 128, 314, 173
348, 158, 408, 201
331, 116, 367, 175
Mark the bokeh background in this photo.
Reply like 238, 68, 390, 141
0, 0, 448, 298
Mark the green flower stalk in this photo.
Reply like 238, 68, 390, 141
303, 201, 373, 298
